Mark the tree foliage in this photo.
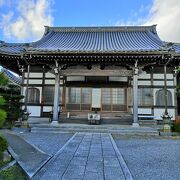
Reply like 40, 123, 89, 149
0, 109, 6, 128
1, 84, 24, 124
0, 72, 23, 127
0, 73, 8, 86
0, 73, 8, 128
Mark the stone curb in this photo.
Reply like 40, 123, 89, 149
109, 134, 134, 180
0, 160, 16, 172
3, 130, 49, 156
28, 156, 51, 179
31, 128, 159, 136
5, 135, 51, 179
8, 145, 51, 179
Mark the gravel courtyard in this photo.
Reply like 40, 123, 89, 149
114, 135, 180, 180
20, 132, 180, 180
20, 132, 74, 156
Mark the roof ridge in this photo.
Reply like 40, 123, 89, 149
173, 42, 180, 46
44, 25, 157, 34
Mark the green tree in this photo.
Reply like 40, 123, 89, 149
1, 84, 24, 124
0, 72, 8, 128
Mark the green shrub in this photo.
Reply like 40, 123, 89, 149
0, 73, 9, 86
173, 123, 180, 132
0, 96, 5, 106
0, 136, 8, 152
0, 165, 27, 180
0, 160, 11, 168
0, 109, 7, 128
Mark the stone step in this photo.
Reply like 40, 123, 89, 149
61, 112, 132, 119
30, 127, 159, 136
60, 118, 132, 125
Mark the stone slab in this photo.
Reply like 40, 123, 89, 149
31, 133, 132, 180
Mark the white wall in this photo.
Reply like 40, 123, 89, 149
138, 108, 152, 114
138, 72, 150, 79
24, 79, 42, 84
138, 81, 151, 86
25, 72, 43, 78
154, 108, 175, 120
43, 106, 53, 112
45, 80, 55, 84
46, 72, 55, 78
153, 74, 173, 79
27, 106, 41, 117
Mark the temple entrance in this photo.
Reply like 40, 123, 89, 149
92, 88, 101, 109
65, 87, 127, 112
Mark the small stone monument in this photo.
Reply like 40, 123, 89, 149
162, 112, 172, 133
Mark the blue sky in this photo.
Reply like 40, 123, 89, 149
52, 0, 152, 26
0, 0, 180, 42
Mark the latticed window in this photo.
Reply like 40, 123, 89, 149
27, 88, 40, 104
43, 86, 62, 104
43, 86, 54, 104
112, 88, 125, 105
81, 88, 91, 104
156, 89, 172, 106
102, 88, 111, 105
66, 87, 91, 110
81, 88, 91, 110
102, 88, 127, 111
66, 87, 81, 110
67, 88, 81, 104
138, 88, 152, 106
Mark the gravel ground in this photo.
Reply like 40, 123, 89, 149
19, 132, 74, 156
114, 136, 180, 180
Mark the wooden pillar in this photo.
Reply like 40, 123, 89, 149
41, 66, 46, 117
62, 77, 66, 112
132, 64, 139, 127
174, 68, 178, 117
150, 67, 154, 116
24, 64, 30, 111
52, 68, 60, 123
20, 66, 25, 103
164, 65, 168, 115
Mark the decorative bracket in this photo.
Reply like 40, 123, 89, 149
134, 60, 139, 75
53, 60, 67, 74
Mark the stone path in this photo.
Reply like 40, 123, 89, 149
32, 133, 133, 180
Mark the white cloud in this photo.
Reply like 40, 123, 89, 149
144, 0, 180, 43
0, 0, 54, 41
115, 0, 180, 43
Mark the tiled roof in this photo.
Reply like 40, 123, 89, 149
0, 41, 26, 54
0, 25, 179, 55
29, 25, 164, 53
174, 44, 180, 53
1, 68, 22, 85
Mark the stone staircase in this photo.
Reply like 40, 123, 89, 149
30, 124, 159, 136
60, 112, 133, 125
29, 112, 159, 136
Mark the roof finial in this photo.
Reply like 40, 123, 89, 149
152, 24, 157, 34
44, 26, 50, 35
